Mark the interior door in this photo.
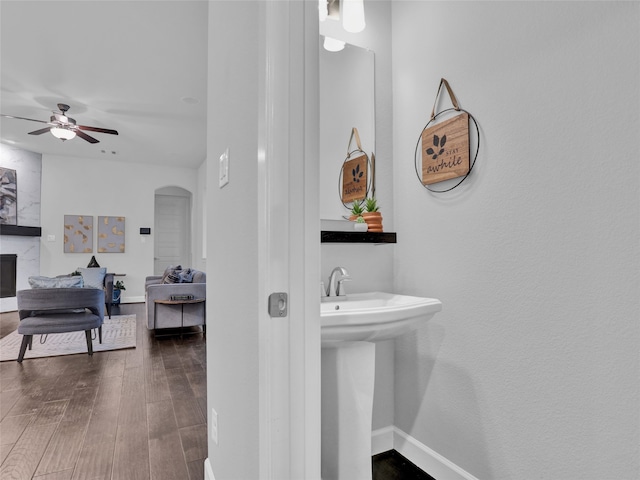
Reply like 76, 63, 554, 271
154, 194, 191, 275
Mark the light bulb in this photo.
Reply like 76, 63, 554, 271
342, 0, 365, 33
318, 0, 328, 22
323, 36, 345, 52
50, 127, 76, 141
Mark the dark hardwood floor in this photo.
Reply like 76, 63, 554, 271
0, 303, 207, 480
1, 303, 435, 480
373, 450, 436, 480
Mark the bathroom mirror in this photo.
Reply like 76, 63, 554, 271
319, 42, 375, 219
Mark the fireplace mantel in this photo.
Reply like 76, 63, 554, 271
0, 225, 42, 237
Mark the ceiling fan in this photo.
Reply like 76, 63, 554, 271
1, 103, 118, 144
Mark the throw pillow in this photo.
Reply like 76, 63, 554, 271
29, 275, 84, 289
162, 265, 183, 284
77, 267, 107, 289
179, 268, 195, 283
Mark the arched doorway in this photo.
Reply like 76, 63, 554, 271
154, 186, 192, 275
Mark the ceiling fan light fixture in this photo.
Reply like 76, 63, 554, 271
3, 103, 117, 144
50, 126, 76, 141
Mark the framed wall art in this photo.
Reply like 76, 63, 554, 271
0, 167, 17, 225
64, 215, 93, 253
98, 216, 125, 253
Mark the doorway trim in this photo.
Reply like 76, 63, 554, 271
153, 186, 192, 276
256, 2, 320, 479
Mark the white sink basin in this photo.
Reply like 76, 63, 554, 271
321, 291, 442, 345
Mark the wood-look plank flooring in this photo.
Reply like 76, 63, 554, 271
0, 303, 206, 480
1, 303, 436, 480
373, 450, 437, 480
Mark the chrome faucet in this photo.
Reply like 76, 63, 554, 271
327, 267, 350, 297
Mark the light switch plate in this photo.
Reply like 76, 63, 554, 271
219, 148, 229, 188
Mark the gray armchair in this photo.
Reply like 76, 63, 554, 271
145, 269, 206, 331
16, 288, 105, 363
52, 269, 114, 317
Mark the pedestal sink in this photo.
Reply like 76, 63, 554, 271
320, 292, 442, 480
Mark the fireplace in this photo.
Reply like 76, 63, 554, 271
0, 254, 17, 298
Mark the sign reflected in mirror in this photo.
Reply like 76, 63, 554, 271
340, 126, 371, 206
341, 153, 368, 204
320, 42, 375, 219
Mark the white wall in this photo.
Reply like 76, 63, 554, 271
40, 154, 200, 302
206, 1, 261, 478
392, 2, 639, 479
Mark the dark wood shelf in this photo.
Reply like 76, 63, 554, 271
0, 225, 42, 237
321, 231, 397, 244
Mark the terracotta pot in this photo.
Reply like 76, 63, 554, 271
362, 212, 383, 232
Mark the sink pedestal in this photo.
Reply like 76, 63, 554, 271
321, 341, 376, 480
320, 292, 442, 480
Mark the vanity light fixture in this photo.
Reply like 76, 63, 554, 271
342, 0, 365, 33
319, 0, 366, 33
319, 0, 328, 21
319, 0, 340, 21
323, 36, 346, 52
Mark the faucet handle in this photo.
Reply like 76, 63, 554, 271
337, 277, 351, 296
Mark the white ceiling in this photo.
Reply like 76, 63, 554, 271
0, 1, 208, 169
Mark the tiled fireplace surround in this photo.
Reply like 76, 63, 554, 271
0, 144, 42, 313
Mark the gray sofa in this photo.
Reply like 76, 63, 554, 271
144, 268, 206, 331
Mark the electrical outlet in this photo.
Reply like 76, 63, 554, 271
211, 407, 219, 445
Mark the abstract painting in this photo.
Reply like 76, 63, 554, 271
64, 215, 93, 253
98, 216, 125, 253
0, 167, 17, 225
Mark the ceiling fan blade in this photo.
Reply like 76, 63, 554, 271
28, 127, 53, 135
78, 125, 118, 135
75, 130, 100, 144
1, 114, 49, 124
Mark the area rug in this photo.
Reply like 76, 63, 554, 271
0, 314, 137, 362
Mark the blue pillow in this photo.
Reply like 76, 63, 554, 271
179, 268, 195, 283
29, 275, 84, 289
77, 267, 106, 289
162, 265, 183, 284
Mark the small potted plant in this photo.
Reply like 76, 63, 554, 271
362, 197, 383, 232
113, 280, 126, 304
349, 201, 365, 221
354, 215, 368, 232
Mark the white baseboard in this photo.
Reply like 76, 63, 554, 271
371, 426, 479, 480
372, 425, 395, 455
204, 458, 215, 480
205, 431, 474, 480
120, 295, 145, 304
